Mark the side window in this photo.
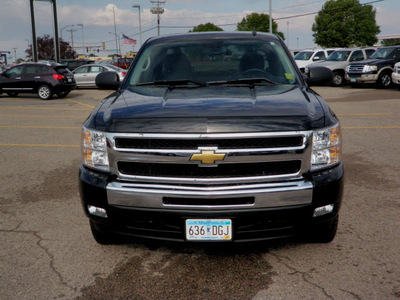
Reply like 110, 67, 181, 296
37, 65, 50, 74
74, 66, 89, 73
349, 50, 363, 62
5, 66, 24, 77
90, 66, 102, 73
25, 66, 37, 74
314, 51, 326, 61
365, 49, 376, 58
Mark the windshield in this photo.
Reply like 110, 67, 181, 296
327, 50, 351, 61
370, 48, 399, 60
127, 36, 299, 86
294, 51, 313, 61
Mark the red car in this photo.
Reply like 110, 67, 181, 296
112, 57, 134, 69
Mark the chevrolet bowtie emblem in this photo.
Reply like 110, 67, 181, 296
190, 150, 226, 165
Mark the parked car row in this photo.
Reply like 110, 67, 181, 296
0, 59, 128, 100
304, 45, 400, 88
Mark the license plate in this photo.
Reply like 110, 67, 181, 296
68, 78, 72, 82
186, 219, 232, 241
350, 77, 356, 82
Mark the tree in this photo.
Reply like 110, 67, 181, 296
312, 0, 380, 47
25, 34, 77, 60
381, 39, 400, 46
237, 13, 285, 40
190, 23, 223, 32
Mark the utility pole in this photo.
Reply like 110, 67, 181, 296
269, 0, 272, 34
151, 0, 165, 36
12, 48, 17, 63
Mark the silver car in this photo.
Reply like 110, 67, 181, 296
73, 64, 126, 88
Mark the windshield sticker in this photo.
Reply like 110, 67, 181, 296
285, 73, 294, 80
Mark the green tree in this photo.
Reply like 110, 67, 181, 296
381, 39, 400, 46
25, 34, 77, 60
190, 23, 223, 32
237, 13, 285, 40
312, 0, 380, 47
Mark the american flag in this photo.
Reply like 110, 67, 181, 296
122, 34, 137, 45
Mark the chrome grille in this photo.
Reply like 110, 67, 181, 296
106, 131, 312, 183
348, 65, 364, 72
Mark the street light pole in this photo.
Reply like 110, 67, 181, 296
77, 24, 84, 57
60, 24, 74, 41
132, 4, 142, 47
269, 0, 272, 34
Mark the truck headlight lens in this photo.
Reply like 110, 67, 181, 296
81, 127, 109, 171
362, 65, 377, 73
311, 124, 341, 171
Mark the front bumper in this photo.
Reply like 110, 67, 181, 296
392, 72, 400, 85
345, 72, 378, 84
79, 163, 344, 243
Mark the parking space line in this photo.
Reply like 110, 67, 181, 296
0, 106, 92, 111
0, 143, 79, 148
0, 114, 87, 118
0, 125, 80, 129
343, 126, 400, 129
65, 98, 95, 109
338, 113, 392, 116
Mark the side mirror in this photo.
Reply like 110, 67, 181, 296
313, 56, 321, 61
305, 66, 333, 86
95, 71, 121, 90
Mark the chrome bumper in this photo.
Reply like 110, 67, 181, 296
106, 180, 313, 210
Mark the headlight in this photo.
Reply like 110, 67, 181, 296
362, 65, 378, 73
311, 123, 341, 171
81, 127, 109, 171
346, 65, 350, 73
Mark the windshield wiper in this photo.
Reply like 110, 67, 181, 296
209, 78, 279, 86
133, 79, 208, 87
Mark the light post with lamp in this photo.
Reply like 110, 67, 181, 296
132, 4, 142, 48
77, 24, 85, 57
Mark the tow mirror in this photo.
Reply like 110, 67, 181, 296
305, 66, 333, 86
95, 71, 121, 90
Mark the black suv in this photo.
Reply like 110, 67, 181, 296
0, 62, 76, 100
345, 46, 400, 88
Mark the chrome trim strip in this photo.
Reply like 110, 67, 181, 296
107, 180, 313, 209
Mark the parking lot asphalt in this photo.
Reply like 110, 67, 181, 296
1, 86, 399, 299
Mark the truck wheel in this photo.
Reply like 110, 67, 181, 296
332, 71, 345, 87
309, 215, 338, 243
377, 71, 392, 89
89, 220, 123, 245
38, 85, 53, 100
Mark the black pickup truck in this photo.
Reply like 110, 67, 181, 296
79, 32, 343, 244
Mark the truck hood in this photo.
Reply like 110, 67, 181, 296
93, 85, 325, 133
307, 60, 348, 70
350, 58, 395, 66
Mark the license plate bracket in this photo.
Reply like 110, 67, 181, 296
186, 219, 232, 241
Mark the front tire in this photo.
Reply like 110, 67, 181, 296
332, 71, 345, 87
38, 85, 53, 100
377, 70, 393, 89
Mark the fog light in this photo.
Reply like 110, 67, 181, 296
313, 204, 334, 217
88, 205, 108, 218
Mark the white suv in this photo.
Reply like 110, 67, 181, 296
294, 48, 336, 73
392, 62, 400, 89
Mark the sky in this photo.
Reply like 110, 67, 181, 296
0, 0, 399, 62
